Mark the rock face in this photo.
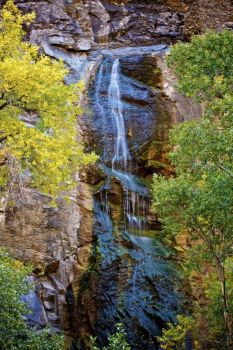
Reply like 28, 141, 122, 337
101, 0, 185, 45
14, 0, 110, 50
0, 0, 232, 348
156, 52, 203, 123
1, 0, 231, 49
0, 0, 186, 50
0, 0, 232, 50
183, 0, 233, 39
0, 182, 95, 337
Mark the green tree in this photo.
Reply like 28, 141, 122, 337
195, 258, 233, 347
0, 0, 97, 201
0, 249, 64, 350
158, 315, 197, 350
91, 324, 131, 350
152, 30, 233, 349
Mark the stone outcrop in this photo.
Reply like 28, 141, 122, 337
0, 180, 95, 335
15, 0, 111, 50
156, 51, 203, 123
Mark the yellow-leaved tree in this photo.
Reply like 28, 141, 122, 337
0, 0, 97, 200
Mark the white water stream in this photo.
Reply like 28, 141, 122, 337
108, 59, 130, 171
107, 58, 149, 233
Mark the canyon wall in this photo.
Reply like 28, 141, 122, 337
0, 0, 232, 348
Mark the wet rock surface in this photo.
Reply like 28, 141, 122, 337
89, 45, 170, 172
72, 47, 182, 350
90, 56, 158, 166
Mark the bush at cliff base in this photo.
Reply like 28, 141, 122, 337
0, 249, 64, 350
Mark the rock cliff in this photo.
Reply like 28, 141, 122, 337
0, 0, 232, 348
0, 0, 232, 50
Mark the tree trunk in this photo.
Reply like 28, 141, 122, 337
217, 262, 232, 349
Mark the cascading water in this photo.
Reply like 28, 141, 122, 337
107, 57, 149, 234
109, 58, 130, 171
81, 46, 182, 349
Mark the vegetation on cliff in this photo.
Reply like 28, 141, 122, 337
0, 0, 97, 201
91, 324, 131, 350
153, 30, 233, 349
0, 249, 63, 350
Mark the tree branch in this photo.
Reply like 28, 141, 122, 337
217, 163, 233, 178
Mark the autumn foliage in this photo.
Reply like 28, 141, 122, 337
0, 0, 97, 199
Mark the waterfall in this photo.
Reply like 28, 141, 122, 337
107, 58, 150, 233
88, 47, 181, 350
108, 59, 130, 171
